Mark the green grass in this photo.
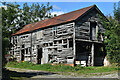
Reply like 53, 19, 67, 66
6, 61, 118, 74
5, 61, 119, 79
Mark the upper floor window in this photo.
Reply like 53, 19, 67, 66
53, 27, 57, 36
36, 31, 43, 39
90, 22, 97, 40
22, 44, 24, 48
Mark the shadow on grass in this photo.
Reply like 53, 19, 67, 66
3, 68, 56, 80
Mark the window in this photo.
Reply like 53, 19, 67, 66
44, 43, 48, 47
67, 56, 73, 59
29, 48, 31, 52
58, 50, 62, 52
48, 48, 52, 51
22, 45, 24, 48
63, 45, 67, 48
53, 27, 57, 36
26, 48, 28, 54
54, 48, 57, 51
54, 41, 57, 44
37, 45, 39, 48
63, 39, 67, 43
49, 43, 53, 46
58, 40, 62, 44
69, 39, 73, 48
90, 22, 97, 40
63, 30, 67, 33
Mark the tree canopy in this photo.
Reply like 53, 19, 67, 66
101, 2, 120, 63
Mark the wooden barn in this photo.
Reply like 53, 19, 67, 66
10, 5, 107, 66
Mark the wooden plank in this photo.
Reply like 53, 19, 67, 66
91, 43, 94, 66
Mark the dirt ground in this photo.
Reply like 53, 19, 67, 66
6, 67, 118, 79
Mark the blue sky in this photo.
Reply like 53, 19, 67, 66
1, 2, 119, 16
16, 2, 117, 16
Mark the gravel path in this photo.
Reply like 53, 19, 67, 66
6, 67, 118, 78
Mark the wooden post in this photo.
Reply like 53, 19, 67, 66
20, 50, 21, 61
73, 23, 76, 65
62, 39, 63, 44
67, 39, 69, 48
30, 33, 32, 62
91, 43, 94, 66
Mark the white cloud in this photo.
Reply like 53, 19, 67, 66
53, 5, 61, 10
51, 11, 65, 16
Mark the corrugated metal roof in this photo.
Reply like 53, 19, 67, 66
12, 5, 95, 36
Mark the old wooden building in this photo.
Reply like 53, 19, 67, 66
10, 5, 107, 66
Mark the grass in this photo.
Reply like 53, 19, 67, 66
5, 61, 119, 79
6, 61, 118, 74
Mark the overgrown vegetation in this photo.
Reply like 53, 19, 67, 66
100, 2, 120, 63
6, 61, 118, 74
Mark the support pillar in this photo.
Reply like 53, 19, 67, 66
20, 50, 21, 62
91, 43, 94, 66
67, 39, 69, 48
30, 33, 32, 62
73, 22, 76, 66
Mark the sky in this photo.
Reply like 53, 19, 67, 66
16, 2, 117, 16
0, 2, 119, 16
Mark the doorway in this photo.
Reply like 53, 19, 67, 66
37, 48, 42, 64
21, 49, 25, 61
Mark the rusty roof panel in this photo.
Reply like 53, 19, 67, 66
12, 5, 94, 36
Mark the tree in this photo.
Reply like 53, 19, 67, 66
18, 2, 54, 30
1, 2, 21, 68
2, 2, 21, 38
101, 2, 120, 63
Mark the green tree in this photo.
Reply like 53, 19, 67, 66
101, 2, 120, 63
2, 2, 21, 38
17, 2, 54, 30
1, 2, 21, 68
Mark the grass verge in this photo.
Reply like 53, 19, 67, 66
6, 61, 118, 74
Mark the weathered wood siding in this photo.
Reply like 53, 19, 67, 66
10, 8, 106, 66
10, 33, 31, 62
11, 22, 75, 64
75, 8, 105, 41
74, 8, 106, 66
